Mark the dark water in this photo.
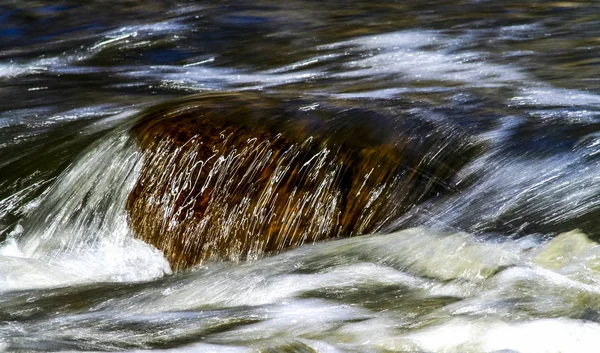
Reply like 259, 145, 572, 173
1, 1, 600, 352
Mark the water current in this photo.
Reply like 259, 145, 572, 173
1, 1, 600, 352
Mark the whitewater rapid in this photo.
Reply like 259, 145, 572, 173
1, 2, 600, 351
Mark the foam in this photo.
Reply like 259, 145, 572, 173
405, 318, 600, 353
0, 128, 171, 292
512, 87, 600, 107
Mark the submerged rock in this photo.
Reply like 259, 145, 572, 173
126, 92, 474, 271
532, 229, 596, 270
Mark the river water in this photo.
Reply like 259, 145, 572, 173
1, 1, 600, 352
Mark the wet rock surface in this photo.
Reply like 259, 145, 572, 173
126, 92, 474, 271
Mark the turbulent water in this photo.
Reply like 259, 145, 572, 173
1, 1, 600, 352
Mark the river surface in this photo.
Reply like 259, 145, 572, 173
2, 1, 600, 352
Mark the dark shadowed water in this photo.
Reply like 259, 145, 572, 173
1, 1, 600, 352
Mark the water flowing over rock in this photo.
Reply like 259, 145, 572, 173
126, 92, 475, 271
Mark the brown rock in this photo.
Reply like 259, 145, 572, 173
126, 92, 473, 272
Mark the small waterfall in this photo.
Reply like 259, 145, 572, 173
4, 126, 170, 288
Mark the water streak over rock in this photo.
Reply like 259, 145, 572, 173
127, 92, 474, 271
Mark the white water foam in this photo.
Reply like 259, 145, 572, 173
403, 318, 600, 353
0, 127, 170, 291
128, 228, 593, 314
121, 228, 600, 352
143, 28, 600, 104
512, 87, 600, 107
120, 344, 253, 353
3, 224, 600, 351
0, 57, 69, 79
320, 30, 526, 86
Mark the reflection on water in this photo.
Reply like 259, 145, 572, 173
1, 1, 600, 352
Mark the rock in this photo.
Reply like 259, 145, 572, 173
532, 229, 596, 270
126, 92, 474, 271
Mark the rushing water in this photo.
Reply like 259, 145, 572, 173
1, 1, 600, 352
